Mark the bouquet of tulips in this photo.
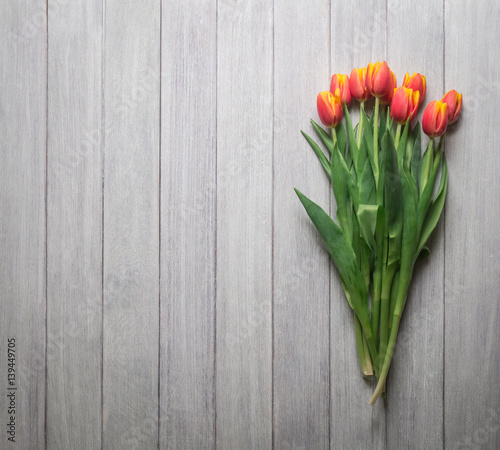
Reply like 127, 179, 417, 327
295, 61, 462, 404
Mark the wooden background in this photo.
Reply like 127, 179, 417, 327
1, 0, 499, 448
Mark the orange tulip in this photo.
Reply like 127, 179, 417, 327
402, 72, 426, 105
317, 91, 343, 128
390, 87, 420, 125
422, 100, 448, 138
379, 70, 397, 106
365, 61, 392, 98
330, 74, 351, 106
349, 67, 371, 102
441, 90, 462, 124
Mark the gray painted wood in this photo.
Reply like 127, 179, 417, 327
46, 1, 103, 448
0, 2, 47, 448
215, 0, 273, 448
273, 1, 330, 448
386, 1, 445, 449
444, 2, 500, 449
102, 1, 160, 448
160, 1, 217, 448
1, 1, 500, 448
330, 2, 387, 449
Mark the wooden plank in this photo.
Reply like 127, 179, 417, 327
215, 1, 273, 447
444, 2, 500, 449
272, 1, 330, 448
46, 1, 103, 448
102, 1, 160, 447
330, 1, 387, 448
159, 1, 216, 448
0, 2, 47, 448
385, 1, 445, 448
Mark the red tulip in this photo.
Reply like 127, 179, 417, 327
402, 72, 426, 105
379, 70, 397, 106
390, 87, 420, 125
441, 90, 462, 124
349, 67, 371, 102
365, 61, 392, 98
317, 91, 343, 128
422, 100, 448, 138
330, 74, 351, 106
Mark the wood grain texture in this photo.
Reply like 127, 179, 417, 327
2, 1, 500, 448
216, 0, 273, 447
330, 1, 387, 448
160, 1, 216, 448
46, 1, 103, 447
273, 1, 330, 448
386, 1, 445, 448
444, 2, 500, 449
0, 2, 47, 448
102, 1, 160, 447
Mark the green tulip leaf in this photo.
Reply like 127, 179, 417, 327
359, 158, 376, 205
396, 121, 410, 166
404, 164, 419, 211
405, 122, 415, 169
410, 122, 422, 188
301, 130, 331, 181
417, 155, 448, 254
310, 119, 334, 156
335, 146, 359, 212
357, 204, 380, 251
417, 148, 443, 236
357, 131, 369, 183
352, 207, 362, 266
361, 107, 373, 154
294, 188, 369, 323
331, 145, 351, 239
379, 106, 387, 146
418, 246, 430, 259
343, 104, 359, 172
398, 167, 418, 312
335, 122, 347, 158
381, 131, 403, 239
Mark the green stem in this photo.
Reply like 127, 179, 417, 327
394, 123, 402, 148
354, 314, 373, 376
438, 134, 445, 153
378, 262, 397, 373
369, 313, 401, 405
357, 101, 365, 149
370, 260, 414, 405
373, 97, 380, 188
363, 336, 373, 376
371, 267, 382, 346
363, 326, 379, 376
420, 138, 434, 195
331, 126, 338, 148
388, 270, 400, 332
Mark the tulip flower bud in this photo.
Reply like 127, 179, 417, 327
349, 67, 371, 102
379, 70, 397, 106
365, 61, 392, 98
441, 90, 462, 124
317, 91, 343, 128
402, 72, 426, 105
330, 74, 351, 106
390, 87, 420, 125
422, 100, 448, 138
